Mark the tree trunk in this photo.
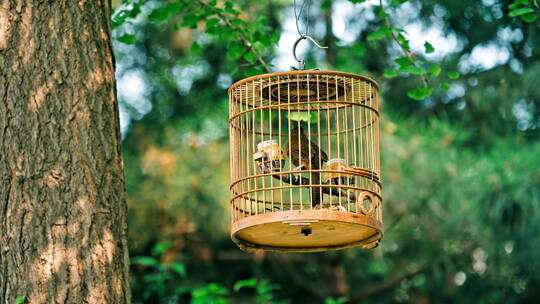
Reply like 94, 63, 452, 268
323, 0, 337, 67
0, 1, 131, 303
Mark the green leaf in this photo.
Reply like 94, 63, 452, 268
286, 112, 317, 123
243, 52, 258, 64
394, 56, 413, 68
400, 65, 426, 75
227, 44, 245, 60
270, 31, 281, 44
132, 256, 159, 267
383, 69, 399, 78
407, 85, 434, 100
424, 41, 435, 54
148, 7, 170, 23
245, 68, 261, 77
152, 241, 174, 255
15, 296, 27, 304
255, 110, 278, 122
367, 27, 392, 41
224, 1, 239, 15
148, 3, 183, 23
252, 41, 266, 53
375, 7, 390, 18
509, 0, 530, 10
170, 263, 187, 277
447, 71, 460, 79
206, 18, 220, 29
234, 278, 258, 291
231, 18, 245, 28
429, 64, 442, 76
441, 81, 451, 91
350, 0, 369, 3
191, 42, 202, 54
521, 13, 538, 22
509, 7, 534, 17
325, 297, 348, 304
117, 34, 136, 45
183, 14, 200, 28
174, 287, 190, 295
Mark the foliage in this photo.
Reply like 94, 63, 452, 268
508, 0, 539, 22
132, 243, 290, 303
113, 0, 279, 75
14, 296, 27, 304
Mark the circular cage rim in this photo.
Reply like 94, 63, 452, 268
231, 209, 383, 252
228, 70, 379, 95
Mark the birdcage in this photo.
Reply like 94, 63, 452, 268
228, 70, 382, 252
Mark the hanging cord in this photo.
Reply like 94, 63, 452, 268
291, 0, 327, 70
294, 0, 311, 38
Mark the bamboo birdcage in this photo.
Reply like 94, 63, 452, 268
228, 70, 382, 252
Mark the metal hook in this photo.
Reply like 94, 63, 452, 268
291, 35, 328, 70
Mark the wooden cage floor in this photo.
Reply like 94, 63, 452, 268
231, 210, 382, 252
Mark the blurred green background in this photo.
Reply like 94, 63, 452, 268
112, 0, 540, 303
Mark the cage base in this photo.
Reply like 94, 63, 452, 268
231, 210, 383, 252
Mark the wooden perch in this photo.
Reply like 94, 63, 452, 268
270, 171, 357, 202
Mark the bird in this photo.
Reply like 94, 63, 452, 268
286, 126, 328, 207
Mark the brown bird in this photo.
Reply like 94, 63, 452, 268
286, 126, 328, 207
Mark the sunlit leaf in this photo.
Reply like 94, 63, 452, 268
243, 52, 258, 64
395, 56, 413, 68
234, 278, 258, 291
509, 7, 534, 17
117, 34, 136, 44
400, 65, 426, 75
384, 69, 399, 78
325, 297, 348, 304
252, 41, 266, 53
424, 41, 435, 54
151, 241, 174, 255
441, 81, 451, 91
15, 296, 27, 304
170, 263, 187, 277
407, 85, 433, 100
132, 256, 159, 267
367, 27, 392, 41
286, 112, 317, 123
429, 64, 442, 76
447, 71, 460, 79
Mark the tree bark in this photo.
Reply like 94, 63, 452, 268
0, 1, 131, 303
323, 0, 337, 67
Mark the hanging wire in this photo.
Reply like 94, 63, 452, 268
294, 0, 311, 37
292, 0, 326, 70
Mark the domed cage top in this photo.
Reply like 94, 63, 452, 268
228, 70, 382, 252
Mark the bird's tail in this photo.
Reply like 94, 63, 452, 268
310, 172, 322, 207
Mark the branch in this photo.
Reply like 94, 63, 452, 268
267, 253, 328, 300
378, 0, 428, 87
194, 0, 272, 72
348, 265, 427, 301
